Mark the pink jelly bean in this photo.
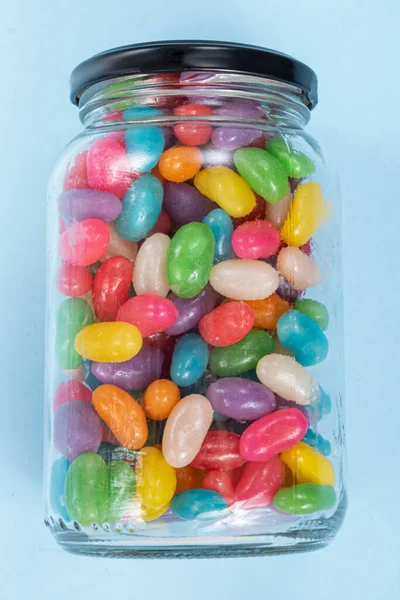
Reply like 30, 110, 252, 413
53, 380, 92, 413
58, 219, 110, 266
117, 295, 178, 338
92, 256, 133, 321
240, 408, 308, 462
232, 220, 281, 259
87, 134, 134, 199
199, 301, 255, 347
235, 456, 285, 508
63, 151, 89, 191
57, 262, 93, 297
147, 209, 172, 236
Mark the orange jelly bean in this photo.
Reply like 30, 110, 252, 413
225, 293, 289, 330
93, 384, 148, 450
158, 146, 203, 182
175, 465, 203, 494
141, 379, 181, 421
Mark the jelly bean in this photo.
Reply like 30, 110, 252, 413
231, 194, 266, 228
141, 379, 181, 420
206, 377, 275, 421
228, 293, 289, 330
264, 184, 292, 229
256, 354, 319, 405
175, 465, 203, 494
173, 104, 212, 145
158, 146, 203, 182
64, 453, 109, 526
281, 441, 335, 486
232, 220, 281, 260
57, 189, 122, 223
202, 145, 234, 169
59, 219, 110, 266
117, 295, 177, 337
56, 298, 94, 369
281, 182, 331, 247
266, 137, 316, 179
54, 400, 102, 461
191, 431, 245, 470
234, 148, 288, 204
199, 302, 254, 347
170, 333, 209, 387
140, 502, 170, 522
50, 457, 70, 520
146, 332, 176, 377
167, 223, 215, 298
203, 209, 234, 264
124, 107, 165, 172
211, 103, 264, 151
101, 223, 138, 263
277, 275, 303, 302
133, 233, 170, 297
210, 259, 279, 301
277, 309, 329, 366
294, 299, 329, 331
93, 384, 148, 450
209, 329, 274, 377
303, 429, 331, 456
273, 483, 336, 515
235, 456, 285, 508
107, 460, 136, 522
163, 182, 215, 226
92, 346, 163, 391
164, 285, 217, 336
53, 380, 92, 413
114, 175, 163, 241
63, 365, 85, 381
75, 322, 142, 363
92, 256, 133, 322
239, 408, 308, 462
171, 489, 227, 520
162, 394, 213, 468
194, 166, 256, 218
147, 208, 172, 236
87, 135, 133, 199
63, 151, 89, 191
57, 262, 93, 297
277, 247, 321, 289
136, 446, 176, 508
201, 471, 235, 506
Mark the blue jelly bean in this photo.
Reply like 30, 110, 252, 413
114, 174, 163, 241
50, 457, 70, 521
277, 309, 329, 366
305, 385, 332, 425
170, 333, 209, 387
202, 209, 234, 264
124, 106, 165, 172
303, 429, 332, 456
171, 489, 227, 520
83, 361, 102, 391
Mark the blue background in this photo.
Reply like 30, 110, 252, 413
1, 0, 399, 597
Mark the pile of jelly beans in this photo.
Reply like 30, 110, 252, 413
51, 95, 336, 529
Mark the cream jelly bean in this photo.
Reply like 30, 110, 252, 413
133, 233, 170, 297
210, 259, 279, 300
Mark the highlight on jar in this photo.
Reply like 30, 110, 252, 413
44, 41, 346, 557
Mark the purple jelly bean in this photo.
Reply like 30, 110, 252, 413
206, 378, 276, 421
214, 102, 265, 119
163, 182, 216, 225
276, 275, 303, 302
211, 102, 264, 151
91, 346, 164, 391
58, 189, 122, 223
165, 285, 218, 335
53, 401, 102, 462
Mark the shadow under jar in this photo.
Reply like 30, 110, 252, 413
44, 41, 346, 558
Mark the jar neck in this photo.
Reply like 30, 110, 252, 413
78, 71, 311, 130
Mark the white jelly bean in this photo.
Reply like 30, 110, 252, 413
256, 353, 319, 405
209, 259, 279, 301
277, 246, 321, 289
133, 233, 170, 297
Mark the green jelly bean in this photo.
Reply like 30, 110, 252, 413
266, 137, 316, 179
107, 460, 136, 522
233, 148, 288, 205
209, 329, 274, 377
273, 483, 336, 515
64, 453, 108, 526
294, 299, 329, 331
88, 261, 102, 276
56, 298, 94, 369
167, 222, 215, 298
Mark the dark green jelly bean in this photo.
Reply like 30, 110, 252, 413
64, 453, 109, 526
265, 137, 316, 179
209, 329, 275, 377
56, 298, 94, 369
233, 148, 288, 204
88, 261, 102, 276
107, 460, 136, 522
294, 299, 329, 331
273, 483, 336, 515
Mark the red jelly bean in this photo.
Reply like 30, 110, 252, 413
145, 332, 177, 377
232, 220, 281, 259
92, 256, 133, 321
199, 301, 255, 347
231, 194, 266, 228
53, 380, 92, 413
57, 262, 93, 297
87, 134, 134, 199
117, 294, 178, 337
59, 219, 110, 266
147, 209, 172, 236
235, 456, 285, 508
174, 104, 212, 145
201, 470, 235, 506
240, 408, 308, 462
63, 151, 89, 191
191, 431, 245, 470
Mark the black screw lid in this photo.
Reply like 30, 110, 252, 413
70, 40, 318, 109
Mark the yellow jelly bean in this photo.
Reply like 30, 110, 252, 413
140, 502, 170, 522
194, 166, 256, 218
280, 441, 335, 486
281, 182, 331, 247
136, 447, 177, 509
74, 322, 142, 362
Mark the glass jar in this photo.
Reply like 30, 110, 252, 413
44, 41, 346, 557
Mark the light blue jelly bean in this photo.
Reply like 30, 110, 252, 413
124, 106, 165, 172
277, 309, 329, 366
114, 174, 163, 241
50, 457, 70, 521
305, 385, 332, 426
170, 489, 227, 520
303, 429, 332, 456
202, 209, 234, 264
170, 333, 209, 387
